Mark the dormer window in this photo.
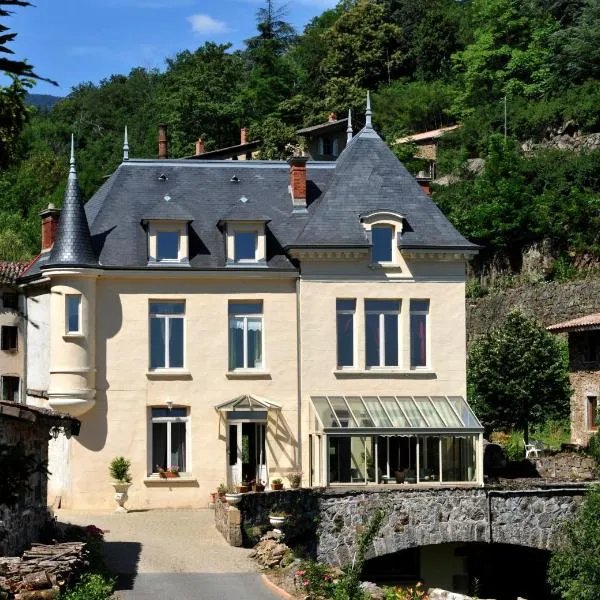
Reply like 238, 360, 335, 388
234, 231, 258, 262
371, 225, 393, 263
361, 211, 405, 267
145, 221, 190, 266
157, 231, 179, 261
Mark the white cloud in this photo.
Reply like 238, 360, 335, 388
187, 14, 229, 35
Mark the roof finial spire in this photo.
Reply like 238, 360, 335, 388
347, 109, 353, 143
69, 134, 76, 176
123, 126, 129, 161
365, 91, 372, 129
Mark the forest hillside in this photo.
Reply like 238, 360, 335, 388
1, 0, 599, 285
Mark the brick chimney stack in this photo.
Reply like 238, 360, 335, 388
158, 124, 168, 159
287, 156, 308, 211
240, 128, 247, 145
39, 204, 61, 251
196, 139, 205, 155
328, 112, 337, 122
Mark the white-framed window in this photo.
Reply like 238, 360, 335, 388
410, 299, 430, 368
156, 231, 180, 262
149, 301, 185, 370
234, 231, 258, 262
365, 300, 401, 367
1, 375, 19, 402
228, 301, 263, 370
336, 299, 355, 368
151, 407, 188, 474
1, 325, 18, 351
146, 221, 189, 266
65, 294, 82, 334
371, 225, 393, 263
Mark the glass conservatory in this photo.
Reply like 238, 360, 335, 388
308, 395, 484, 486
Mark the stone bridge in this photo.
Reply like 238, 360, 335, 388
235, 484, 588, 566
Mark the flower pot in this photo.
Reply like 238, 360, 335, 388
269, 515, 286, 527
271, 483, 283, 490
160, 471, 180, 479
252, 484, 265, 492
225, 492, 243, 505
112, 482, 132, 513
237, 485, 249, 493
289, 481, 300, 489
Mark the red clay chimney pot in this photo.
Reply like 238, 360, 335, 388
328, 112, 337, 122
39, 204, 61, 251
241, 128, 247, 145
196, 139, 205, 155
158, 124, 168, 159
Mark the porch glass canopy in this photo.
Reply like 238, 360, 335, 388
310, 395, 482, 433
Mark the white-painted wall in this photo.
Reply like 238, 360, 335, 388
25, 286, 51, 403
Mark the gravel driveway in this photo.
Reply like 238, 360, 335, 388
56, 508, 277, 599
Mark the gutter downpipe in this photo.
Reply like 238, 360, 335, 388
486, 486, 589, 544
296, 276, 302, 480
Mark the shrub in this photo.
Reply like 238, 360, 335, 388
294, 561, 336, 599
109, 456, 131, 483
587, 432, 600, 475
383, 582, 429, 599
61, 573, 115, 600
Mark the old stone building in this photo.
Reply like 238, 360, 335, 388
548, 313, 600, 445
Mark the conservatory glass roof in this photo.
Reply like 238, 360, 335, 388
310, 395, 482, 432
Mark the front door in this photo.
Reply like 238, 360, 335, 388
228, 422, 266, 486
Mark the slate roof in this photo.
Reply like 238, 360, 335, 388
297, 118, 349, 136
293, 126, 478, 251
46, 140, 99, 268
547, 313, 600, 333
23, 119, 476, 277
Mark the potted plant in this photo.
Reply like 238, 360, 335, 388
250, 479, 265, 492
271, 478, 284, 490
166, 465, 180, 478
109, 456, 132, 513
237, 480, 249, 493
268, 510, 290, 531
287, 471, 302, 489
217, 483, 228, 501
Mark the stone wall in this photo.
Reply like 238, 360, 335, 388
228, 485, 587, 567
0, 415, 52, 557
466, 279, 600, 346
533, 452, 596, 481
214, 499, 243, 547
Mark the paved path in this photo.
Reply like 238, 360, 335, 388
56, 509, 278, 600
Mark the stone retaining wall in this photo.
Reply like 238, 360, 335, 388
214, 499, 243, 547
533, 452, 596, 480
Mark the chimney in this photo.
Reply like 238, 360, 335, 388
328, 112, 337, 123
39, 204, 61, 251
240, 128, 247, 145
287, 156, 308, 211
195, 138, 205, 155
158, 124, 168, 159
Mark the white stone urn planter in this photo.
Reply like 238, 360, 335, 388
225, 492, 243, 506
112, 482, 132, 513
269, 514, 288, 534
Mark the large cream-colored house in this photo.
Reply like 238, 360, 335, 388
22, 103, 483, 510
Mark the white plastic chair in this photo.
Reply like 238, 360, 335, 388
524, 439, 540, 459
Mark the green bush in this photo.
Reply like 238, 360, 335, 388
61, 573, 115, 600
109, 456, 131, 483
465, 279, 488, 299
587, 432, 600, 475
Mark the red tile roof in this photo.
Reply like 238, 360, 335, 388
0, 261, 30, 285
547, 313, 600, 333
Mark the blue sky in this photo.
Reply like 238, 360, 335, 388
5, 0, 336, 96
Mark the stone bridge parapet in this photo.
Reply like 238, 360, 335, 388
317, 485, 586, 565
230, 484, 589, 566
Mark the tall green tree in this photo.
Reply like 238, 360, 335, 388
468, 310, 571, 442
548, 484, 600, 600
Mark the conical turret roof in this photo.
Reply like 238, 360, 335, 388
46, 136, 99, 267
